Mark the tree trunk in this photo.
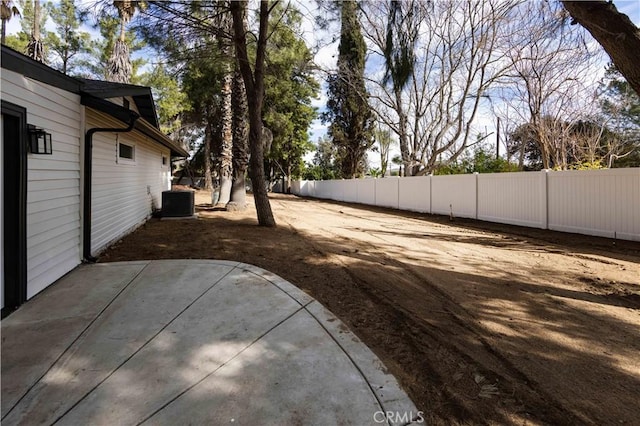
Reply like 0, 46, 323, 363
216, 11, 233, 206
2, 19, 6, 45
27, 0, 44, 62
227, 62, 249, 211
33, 0, 40, 39
286, 164, 291, 194
518, 142, 525, 170
203, 122, 213, 191
119, 17, 126, 42
217, 68, 233, 205
562, 1, 640, 96
395, 88, 412, 176
231, 0, 276, 227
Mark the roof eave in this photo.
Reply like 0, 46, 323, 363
134, 119, 189, 158
81, 94, 188, 158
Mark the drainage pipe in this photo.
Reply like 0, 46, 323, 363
83, 114, 139, 262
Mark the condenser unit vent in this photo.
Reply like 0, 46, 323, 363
162, 190, 195, 217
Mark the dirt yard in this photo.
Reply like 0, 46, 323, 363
99, 191, 640, 425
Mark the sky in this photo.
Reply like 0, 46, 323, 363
5, 0, 640, 169
298, 0, 640, 168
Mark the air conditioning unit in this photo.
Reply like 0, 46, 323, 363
162, 190, 195, 217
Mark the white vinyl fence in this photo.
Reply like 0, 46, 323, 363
291, 168, 640, 242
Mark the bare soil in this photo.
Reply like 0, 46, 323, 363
99, 191, 640, 425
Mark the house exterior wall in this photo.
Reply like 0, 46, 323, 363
87, 109, 171, 255
1, 115, 4, 308
1, 68, 82, 299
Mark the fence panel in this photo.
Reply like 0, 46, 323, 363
343, 179, 358, 203
548, 168, 640, 240
375, 178, 399, 209
431, 174, 477, 218
326, 180, 336, 201
291, 167, 639, 241
398, 176, 430, 213
315, 180, 330, 199
300, 180, 309, 197
291, 180, 301, 195
356, 179, 376, 205
334, 180, 347, 202
477, 172, 546, 228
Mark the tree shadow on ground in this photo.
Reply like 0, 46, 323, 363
281, 195, 640, 265
1, 262, 393, 425
97, 209, 640, 426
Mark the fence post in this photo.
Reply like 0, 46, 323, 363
374, 178, 377, 206
542, 170, 549, 230
474, 172, 479, 220
397, 176, 400, 209
428, 174, 433, 214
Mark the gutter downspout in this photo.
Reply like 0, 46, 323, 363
83, 113, 139, 262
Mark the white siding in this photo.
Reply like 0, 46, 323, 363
1, 69, 82, 299
87, 110, 171, 255
1, 115, 4, 309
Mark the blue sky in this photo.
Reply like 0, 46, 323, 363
6, 0, 639, 167
301, 0, 640, 167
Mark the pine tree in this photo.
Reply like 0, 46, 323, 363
231, 0, 276, 226
324, 0, 374, 178
46, 0, 90, 75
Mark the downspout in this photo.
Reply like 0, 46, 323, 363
83, 113, 139, 262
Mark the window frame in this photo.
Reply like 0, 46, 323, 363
117, 140, 136, 165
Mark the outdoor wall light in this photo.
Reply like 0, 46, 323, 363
28, 125, 53, 154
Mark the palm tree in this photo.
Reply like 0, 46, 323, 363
227, 60, 249, 210
1, 0, 20, 45
215, 4, 233, 206
27, 0, 44, 62
106, 0, 144, 83
227, 5, 249, 211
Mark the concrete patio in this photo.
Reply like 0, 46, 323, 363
1, 260, 419, 425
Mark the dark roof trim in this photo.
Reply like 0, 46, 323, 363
3, 45, 185, 157
82, 94, 188, 158
1, 45, 82, 93
78, 78, 152, 97
81, 94, 139, 124
135, 118, 189, 158
79, 79, 159, 128
131, 94, 159, 128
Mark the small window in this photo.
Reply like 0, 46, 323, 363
118, 142, 135, 161
162, 155, 168, 166
123, 97, 130, 109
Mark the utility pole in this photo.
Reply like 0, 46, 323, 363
496, 116, 500, 159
